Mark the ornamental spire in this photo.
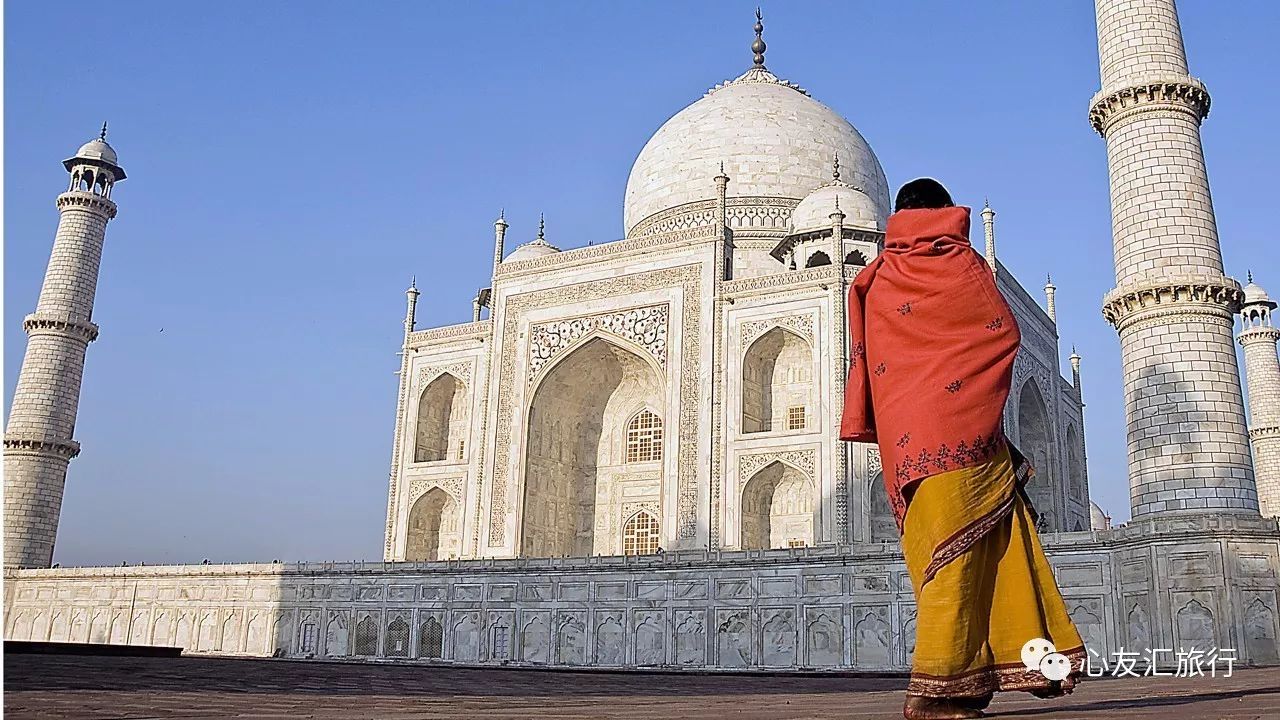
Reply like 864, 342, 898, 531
99, 121, 108, 141
537, 212, 546, 240
751, 8, 766, 68
832, 153, 841, 183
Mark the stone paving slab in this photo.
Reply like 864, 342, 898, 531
4, 654, 1279, 719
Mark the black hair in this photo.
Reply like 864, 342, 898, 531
894, 178, 954, 211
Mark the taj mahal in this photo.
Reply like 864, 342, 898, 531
5, 1, 1280, 671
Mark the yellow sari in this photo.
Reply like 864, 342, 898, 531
901, 446, 1085, 698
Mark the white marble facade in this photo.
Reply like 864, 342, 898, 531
384, 50, 1091, 565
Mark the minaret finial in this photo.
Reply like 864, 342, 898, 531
538, 213, 545, 240
1248, 269, 1254, 283
499, 207, 505, 220
1047, 273, 1053, 285
99, 121, 108, 141
984, 196, 990, 210
752, 8, 766, 68
410, 274, 417, 290
832, 153, 841, 183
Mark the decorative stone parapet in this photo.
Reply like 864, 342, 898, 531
1101, 274, 1242, 330
629, 197, 797, 239
1240, 326, 1280, 346
22, 312, 99, 343
1089, 77, 1211, 136
55, 191, 116, 218
2, 433, 80, 461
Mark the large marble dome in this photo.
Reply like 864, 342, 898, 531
623, 65, 890, 237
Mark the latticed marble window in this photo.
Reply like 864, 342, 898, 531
384, 618, 410, 657
787, 405, 806, 430
491, 624, 510, 660
625, 410, 663, 463
353, 616, 378, 657
418, 617, 443, 659
299, 622, 317, 653
622, 511, 660, 555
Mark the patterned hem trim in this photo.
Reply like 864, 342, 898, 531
920, 489, 1017, 587
907, 647, 1087, 698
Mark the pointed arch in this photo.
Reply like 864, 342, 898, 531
521, 335, 665, 557
805, 251, 831, 268
415, 372, 469, 462
1017, 378, 1054, 527
621, 510, 661, 555
741, 460, 816, 549
867, 472, 897, 543
405, 487, 459, 561
742, 327, 813, 433
625, 408, 664, 463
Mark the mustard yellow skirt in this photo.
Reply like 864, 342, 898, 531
901, 447, 1085, 698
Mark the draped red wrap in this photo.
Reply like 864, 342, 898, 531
840, 206, 1021, 528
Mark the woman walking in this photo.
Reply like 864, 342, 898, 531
841, 179, 1084, 719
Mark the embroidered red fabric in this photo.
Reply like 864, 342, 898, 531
839, 206, 1021, 527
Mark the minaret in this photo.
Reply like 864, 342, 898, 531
981, 199, 996, 271
4, 127, 125, 568
492, 210, 508, 275
1238, 273, 1280, 517
383, 277, 420, 560
1069, 346, 1084, 403
1044, 275, 1058, 324
1090, 0, 1257, 517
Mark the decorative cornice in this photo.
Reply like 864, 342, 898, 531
1089, 77, 1210, 137
56, 191, 117, 218
1250, 426, 1280, 442
22, 313, 99, 343
630, 196, 798, 239
1238, 326, 1280, 346
416, 361, 473, 391
707, 66, 809, 98
406, 321, 491, 347
737, 448, 816, 484
3, 433, 80, 460
527, 304, 669, 385
740, 313, 814, 347
723, 264, 839, 298
1101, 275, 1242, 329
496, 225, 719, 278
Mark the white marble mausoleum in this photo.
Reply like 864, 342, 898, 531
5, 1, 1280, 672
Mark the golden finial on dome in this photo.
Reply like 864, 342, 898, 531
752, 8, 766, 68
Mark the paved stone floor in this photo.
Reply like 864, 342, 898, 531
4, 654, 1279, 719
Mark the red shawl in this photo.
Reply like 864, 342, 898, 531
840, 206, 1021, 528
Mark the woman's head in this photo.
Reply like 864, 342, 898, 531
894, 178, 954, 211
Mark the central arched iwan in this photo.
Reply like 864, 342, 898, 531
521, 336, 665, 558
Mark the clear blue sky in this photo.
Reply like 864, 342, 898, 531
5, 1, 1277, 566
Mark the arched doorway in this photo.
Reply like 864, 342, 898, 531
405, 488, 459, 561
521, 337, 664, 557
741, 461, 815, 549
867, 472, 898, 543
415, 373, 469, 462
742, 327, 813, 434
1017, 380, 1055, 527
1065, 424, 1085, 503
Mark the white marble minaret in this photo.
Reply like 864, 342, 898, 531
3, 127, 125, 568
1090, 0, 1258, 518
1239, 274, 1280, 517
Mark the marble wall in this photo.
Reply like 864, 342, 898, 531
8, 514, 1279, 669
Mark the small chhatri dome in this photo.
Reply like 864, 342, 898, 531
1089, 501, 1111, 531
505, 213, 562, 262
1243, 271, 1276, 309
789, 155, 883, 233
623, 11, 889, 236
64, 122, 125, 179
